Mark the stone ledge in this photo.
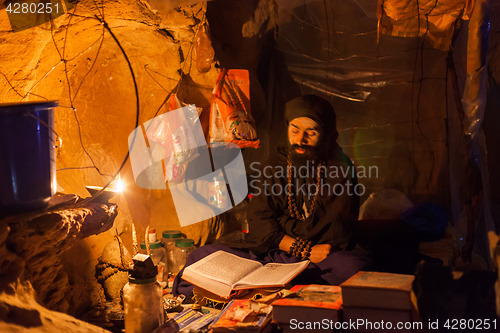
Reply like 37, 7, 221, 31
0, 194, 117, 313
0, 282, 110, 333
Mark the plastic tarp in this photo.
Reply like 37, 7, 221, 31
377, 0, 473, 50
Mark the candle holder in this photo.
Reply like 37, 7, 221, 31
85, 186, 119, 204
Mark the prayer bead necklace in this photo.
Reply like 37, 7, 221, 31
287, 157, 323, 221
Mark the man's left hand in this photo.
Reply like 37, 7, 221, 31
308, 244, 331, 263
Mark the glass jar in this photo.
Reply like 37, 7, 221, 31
140, 241, 166, 283
161, 230, 182, 277
123, 276, 164, 333
172, 238, 196, 274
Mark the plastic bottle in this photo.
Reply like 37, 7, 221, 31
208, 176, 229, 209
123, 254, 164, 333
172, 238, 196, 274
229, 194, 253, 241
241, 194, 253, 240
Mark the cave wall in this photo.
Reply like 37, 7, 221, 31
0, 0, 229, 317
0, 0, 275, 318
0, 282, 109, 333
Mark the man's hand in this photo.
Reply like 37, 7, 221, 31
279, 235, 296, 252
308, 244, 331, 263
280, 236, 332, 263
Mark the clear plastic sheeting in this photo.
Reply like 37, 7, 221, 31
462, 69, 488, 137
458, 0, 495, 263
463, 0, 490, 139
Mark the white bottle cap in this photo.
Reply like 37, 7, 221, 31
148, 230, 158, 243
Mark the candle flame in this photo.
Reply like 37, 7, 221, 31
112, 174, 125, 193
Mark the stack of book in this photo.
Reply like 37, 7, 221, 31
271, 285, 343, 333
340, 271, 418, 333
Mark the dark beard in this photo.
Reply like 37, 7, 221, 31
288, 143, 322, 166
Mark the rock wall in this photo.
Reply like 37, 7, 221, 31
0, 195, 116, 328
0, 0, 232, 318
0, 282, 110, 332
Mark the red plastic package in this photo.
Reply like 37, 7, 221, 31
209, 69, 260, 149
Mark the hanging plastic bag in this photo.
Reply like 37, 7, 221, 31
147, 94, 200, 182
209, 69, 260, 149
194, 22, 215, 73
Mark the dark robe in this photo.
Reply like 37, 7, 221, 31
243, 141, 360, 256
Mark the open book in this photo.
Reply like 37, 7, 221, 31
181, 251, 309, 298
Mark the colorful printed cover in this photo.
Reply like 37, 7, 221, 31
211, 299, 271, 332
272, 285, 343, 309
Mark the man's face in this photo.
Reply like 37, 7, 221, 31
288, 117, 323, 161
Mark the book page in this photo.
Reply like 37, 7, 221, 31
235, 261, 309, 288
184, 251, 262, 287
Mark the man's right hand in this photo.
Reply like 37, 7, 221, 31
308, 244, 331, 263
